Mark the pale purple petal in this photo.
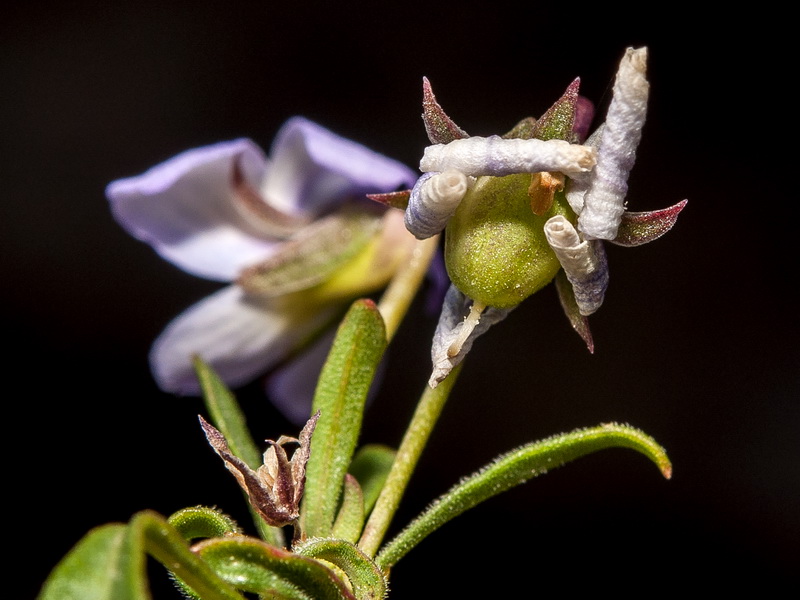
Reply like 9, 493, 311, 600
266, 327, 338, 426
150, 285, 340, 395
107, 139, 280, 282
262, 117, 418, 217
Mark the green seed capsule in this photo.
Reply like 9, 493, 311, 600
444, 172, 575, 309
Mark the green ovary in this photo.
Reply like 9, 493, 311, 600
444, 173, 575, 309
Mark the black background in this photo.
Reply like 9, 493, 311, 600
5, 2, 796, 598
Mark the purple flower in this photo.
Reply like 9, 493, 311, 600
107, 117, 418, 416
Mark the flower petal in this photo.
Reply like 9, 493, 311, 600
107, 139, 280, 281
263, 117, 418, 218
150, 285, 340, 395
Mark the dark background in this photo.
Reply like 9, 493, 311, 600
5, 2, 796, 598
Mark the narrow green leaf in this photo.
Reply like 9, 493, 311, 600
376, 423, 672, 569
348, 444, 396, 515
295, 539, 387, 600
332, 474, 366, 543
38, 523, 148, 600
301, 299, 387, 538
134, 511, 245, 600
194, 536, 356, 600
168, 506, 241, 540
193, 356, 261, 467
193, 357, 285, 546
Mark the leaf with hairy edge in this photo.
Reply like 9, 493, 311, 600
134, 511, 246, 600
332, 474, 366, 543
296, 539, 387, 600
193, 357, 285, 546
168, 506, 241, 541
194, 537, 356, 600
376, 423, 671, 569
301, 299, 387, 538
38, 524, 148, 600
348, 444, 397, 515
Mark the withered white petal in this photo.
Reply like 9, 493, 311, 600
564, 124, 605, 215
420, 136, 596, 178
544, 215, 609, 316
578, 47, 649, 240
405, 170, 470, 239
429, 285, 513, 388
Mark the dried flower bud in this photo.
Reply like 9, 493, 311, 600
199, 412, 319, 527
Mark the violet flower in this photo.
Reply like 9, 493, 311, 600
107, 117, 418, 416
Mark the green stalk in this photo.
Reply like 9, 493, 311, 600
357, 364, 462, 557
377, 235, 439, 341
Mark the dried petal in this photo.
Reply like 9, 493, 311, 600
405, 170, 470, 239
422, 77, 469, 144
611, 199, 688, 247
429, 285, 513, 387
579, 47, 650, 240
420, 136, 596, 177
544, 215, 609, 316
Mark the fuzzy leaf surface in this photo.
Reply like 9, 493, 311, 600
302, 299, 387, 537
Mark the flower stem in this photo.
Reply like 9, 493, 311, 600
377, 234, 440, 341
357, 363, 462, 557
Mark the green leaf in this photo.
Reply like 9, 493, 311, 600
301, 299, 387, 538
194, 357, 285, 546
194, 536, 356, 599
376, 423, 671, 569
134, 511, 245, 600
332, 474, 366, 543
38, 523, 148, 600
348, 444, 396, 515
168, 506, 241, 541
295, 539, 387, 600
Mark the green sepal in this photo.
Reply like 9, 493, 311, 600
295, 539, 388, 600
37, 523, 148, 600
348, 444, 397, 515
193, 357, 285, 547
168, 506, 241, 541
531, 77, 580, 142
332, 474, 366, 543
376, 423, 672, 569
194, 536, 356, 599
301, 299, 387, 538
